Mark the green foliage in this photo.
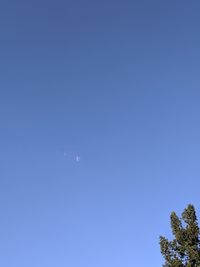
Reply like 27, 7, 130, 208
160, 205, 200, 267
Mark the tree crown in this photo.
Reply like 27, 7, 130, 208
160, 204, 200, 267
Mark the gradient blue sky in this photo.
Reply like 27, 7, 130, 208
1, 1, 200, 266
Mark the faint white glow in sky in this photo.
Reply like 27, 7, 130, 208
75, 155, 80, 162
63, 151, 80, 162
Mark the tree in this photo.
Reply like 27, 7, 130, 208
160, 204, 200, 267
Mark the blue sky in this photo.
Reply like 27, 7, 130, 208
1, 0, 200, 266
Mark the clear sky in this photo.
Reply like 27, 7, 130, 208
1, 1, 200, 266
